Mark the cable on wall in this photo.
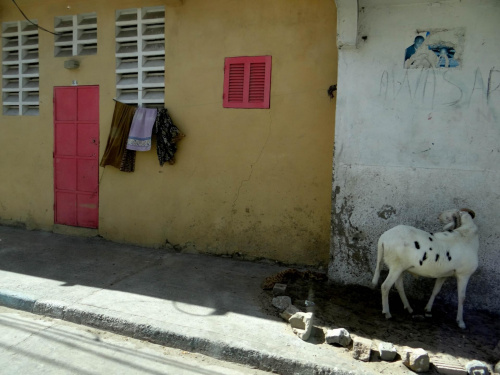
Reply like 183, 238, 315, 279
11, 0, 61, 35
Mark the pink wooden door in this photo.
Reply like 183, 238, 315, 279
54, 86, 99, 228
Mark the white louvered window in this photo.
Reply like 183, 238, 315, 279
54, 13, 97, 57
115, 6, 165, 108
2, 21, 39, 115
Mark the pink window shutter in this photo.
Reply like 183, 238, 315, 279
223, 55, 271, 109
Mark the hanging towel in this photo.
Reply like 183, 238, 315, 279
100, 101, 137, 171
154, 108, 185, 166
126, 107, 158, 151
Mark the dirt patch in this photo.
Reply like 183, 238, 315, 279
261, 272, 500, 374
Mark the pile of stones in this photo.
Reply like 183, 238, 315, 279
271, 283, 498, 375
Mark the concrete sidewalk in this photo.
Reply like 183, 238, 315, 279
0, 225, 375, 375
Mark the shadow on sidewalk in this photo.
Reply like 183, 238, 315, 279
0, 225, 286, 320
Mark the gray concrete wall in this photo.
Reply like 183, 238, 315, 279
330, 0, 500, 312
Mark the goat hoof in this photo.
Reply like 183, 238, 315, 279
384, 312, 392, 320
457, 321, 466, 329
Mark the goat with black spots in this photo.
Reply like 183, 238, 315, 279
372, 208, 479, 329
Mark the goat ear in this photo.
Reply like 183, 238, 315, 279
460, 208, 476, 219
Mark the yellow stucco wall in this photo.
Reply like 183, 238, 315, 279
0, 0, 337, 266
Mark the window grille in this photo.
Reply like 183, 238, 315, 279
54, 13, 98, 57
2, 21, 40, 115
115, 6, 165, 108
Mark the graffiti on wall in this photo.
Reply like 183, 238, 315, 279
380, 67, 500, 114
404, 28, 465, 69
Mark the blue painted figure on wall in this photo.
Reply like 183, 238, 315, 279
404, 36, 425, 62
434, 46, 460, 68
404, 33, 460, 69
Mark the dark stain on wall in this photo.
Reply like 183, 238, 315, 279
331, 185, 372, 279
377, 204, 397, 220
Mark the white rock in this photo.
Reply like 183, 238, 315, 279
279, 305, 301, 321
433, 360, 466, 375
465, 360, 490, 375
291, 312, 313, 341
403, 348, 429, 373
494, 361, 499, 374
378, 342, 397, 362
289, 312, 312, 330
352, 337, 372, 362
326, 328, 352, 347
272, 296, 291, 312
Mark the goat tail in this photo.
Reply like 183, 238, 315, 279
372, 240, 384, 286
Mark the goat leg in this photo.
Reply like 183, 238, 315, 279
424, 277, 447, 317
381, 268, 404, 319
395, 275, 413, 313
456, 275, 471, 329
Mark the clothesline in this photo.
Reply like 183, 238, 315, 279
100, 100, 185, 172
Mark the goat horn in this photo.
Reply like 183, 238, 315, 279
460, 208, 476, 219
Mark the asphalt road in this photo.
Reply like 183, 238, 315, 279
0, 306, 272, 375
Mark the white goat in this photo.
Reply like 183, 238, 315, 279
372, 208, 479, 329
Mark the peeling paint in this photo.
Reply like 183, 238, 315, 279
331, 186, 372, 280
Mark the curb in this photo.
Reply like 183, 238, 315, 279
0, 289, 36, 312
0, 290, 375, 375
